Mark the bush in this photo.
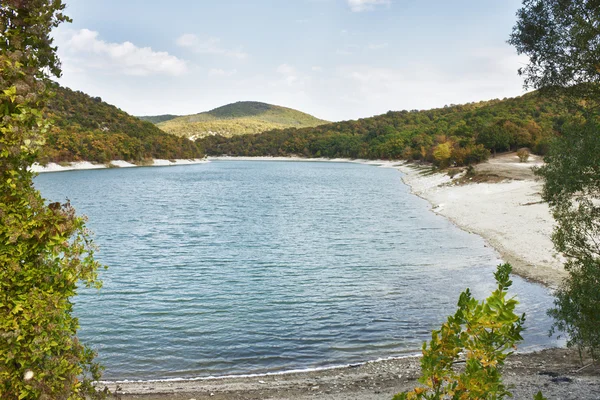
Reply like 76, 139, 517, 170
393, 264, 545, 400
517, 148, 530, 162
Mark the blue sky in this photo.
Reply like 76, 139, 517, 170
54, 0, 528, 121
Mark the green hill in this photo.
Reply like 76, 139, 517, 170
39, 85, 203, 164
137, 114, 180, 124
156, 101, 329, 139
200, 92, 566, 166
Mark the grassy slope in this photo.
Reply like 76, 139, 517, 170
156, 101, 329, 139
40, 86, 203, 163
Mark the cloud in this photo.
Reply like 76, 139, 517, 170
368, 43, 389, 50
336, 49, 353, 56
276, 64, 300, 85
347, 0, 390, 12
176, 34, 248, 59
208, 68, 237, 77
336, 47, 528, 115
56, 29, 188, 76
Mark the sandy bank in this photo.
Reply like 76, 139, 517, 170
30, 159, 209, 173
397, 153, 566, 287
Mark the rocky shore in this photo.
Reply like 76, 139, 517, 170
109, 349, 598, 399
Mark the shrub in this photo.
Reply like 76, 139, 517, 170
393, 264, 545, 400
517, 148, 530, 163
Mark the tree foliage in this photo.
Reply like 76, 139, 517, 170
1, 1, 105, 398
392, 264, 547, 400
508, 0, 600, 106
39, 85, 204, 164
201, 93, 566, 166
511, 0, 600, 361
537, 117, 600, 360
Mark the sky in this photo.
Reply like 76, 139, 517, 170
53, 0, 529, 121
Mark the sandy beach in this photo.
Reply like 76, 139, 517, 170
396, 153, 566, 287
30, 158, 209, 173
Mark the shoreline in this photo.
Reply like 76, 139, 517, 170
395, 156, 566, 288
110, 348, 599, 399
102, 353, 422, 385
30, 158, 209, 173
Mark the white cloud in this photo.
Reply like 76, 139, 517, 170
57, 29, 188, 76
336, 49, 353, 56
335, 47, 528, 116
176, 34, 248, 59
368, 43, 389, 50
276, 64, 300, 85
347, 0, 390, 12
208, 68, 237, 77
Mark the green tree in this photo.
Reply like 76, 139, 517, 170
508, 0, 600, 106
1, 1, 105, 398
510, 0, 600, 361
537, 117, 600, 360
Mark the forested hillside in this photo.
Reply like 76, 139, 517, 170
156, 101, 329, 139
39, 85, 204, 164
200, 92, 565, 167
137, 114, 179, 124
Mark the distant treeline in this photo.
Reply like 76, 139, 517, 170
201, 92, 565, 167
137, 114, 179, 124
38, 85, 203, 164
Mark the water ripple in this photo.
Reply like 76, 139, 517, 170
35, 161, 559, 380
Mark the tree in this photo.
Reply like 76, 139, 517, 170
1, 1, 105, 398
432, 142, 452, 168
510, 0, 600, 361
537, 117, 600, 360
393, 264, 546, 400
508, 0, 600, 106
476, 123, 511, 156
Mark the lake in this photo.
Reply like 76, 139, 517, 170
34, 160, 558, 381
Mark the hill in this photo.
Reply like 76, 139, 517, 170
39, 86, 203, 164
155, 101, 329, 139
200, 92, 566, 166
137, 114, 179, 124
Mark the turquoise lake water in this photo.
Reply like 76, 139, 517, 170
34, 161, 558, 380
